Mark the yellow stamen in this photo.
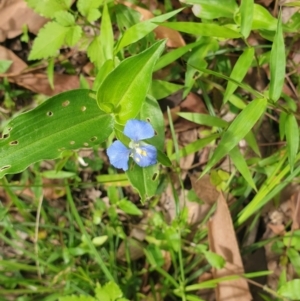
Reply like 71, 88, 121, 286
136, 148, 147, 156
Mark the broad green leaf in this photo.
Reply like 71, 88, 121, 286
29, 22, 69, 60
223, 47, 254, 103
190, 0, 238, 19
139, 96, 165, 151
202, 98, 267, 175
77, 0, 102, 22
154, 40, 203, 71
55, 11, 75, 26
26, 0, 71, 18
65, 25, 82, 46
285, 114, 299, 171
269, 13, 285, 102
126, 164, 159, 202
118, 199, 143, 216
157, 22, 242, 38
97, 40, 166, 124
240, 0, 253, 38
277, 279, 300, 299
100, 4, 114, 61
204, 251, 225, 269
149, 80, 183, 100
0, 90, 114, 178
178, 113, 228, 128
92, 59, 114, 91
115, 8, 182, 53
0, 60, 12, 74
252, 4, 277, 31
229, 146, 256, 190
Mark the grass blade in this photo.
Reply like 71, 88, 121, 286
269, 11, 285, 102
202, 98, 267, 175
285, 113, 299, 172
223, 47, 254, 103
240, 0, 254, 38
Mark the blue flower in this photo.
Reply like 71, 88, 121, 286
107, 119, 157, 171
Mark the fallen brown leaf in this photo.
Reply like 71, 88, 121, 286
123, 2, 185, 48
208, 193, 252, 301
11, 73, 84, 96
0, 0, 47, 42
0, 45, 27, 74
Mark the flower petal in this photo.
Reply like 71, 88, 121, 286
107, 141, 130, 171
132, 143, 157, 167
124, 119, 155, 141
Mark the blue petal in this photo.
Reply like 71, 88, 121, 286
132, 144, 157, 167
107, 141, 130, 171
124, 119, 155, 141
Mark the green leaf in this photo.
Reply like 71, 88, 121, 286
115, 8, 182, 53
202, 98, 267, 175
287, 248, 300, 276
154, 40, 203, 71
178, 112, 228, 128
252, 4, 278, 31
279, 112, 287, 140
157, 22, 242, 38
285, 114, 299, 172
269, 12, 285, 102
140, 96, 165, 151
55, 11, 75, 26
223, 47, 254, 103
65, 25, 82, 46
98, 282, 123, 301
118, 199, 143, 216
170, 133, 219, 160
26, 0, 71, 18
42, 170, 76, 179
190, 0, 238, 19
97, 40, 166, 124
204, 251, 225, 269
93, 59, 114, 91
0, 60, 12, 74
87, 36, 105, 69
229, 146, 256, 191
0, 90, 114, 178
149, 80, 183, 100
100, 4, 114, 61
29, 22, 69, 60
240, 0, 253, 38
92, 235, 108, 246
126, 164, 159, 202
277, 279, 300, 299
77, 0, 102, 22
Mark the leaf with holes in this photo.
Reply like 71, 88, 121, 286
0, 90, 114, 177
